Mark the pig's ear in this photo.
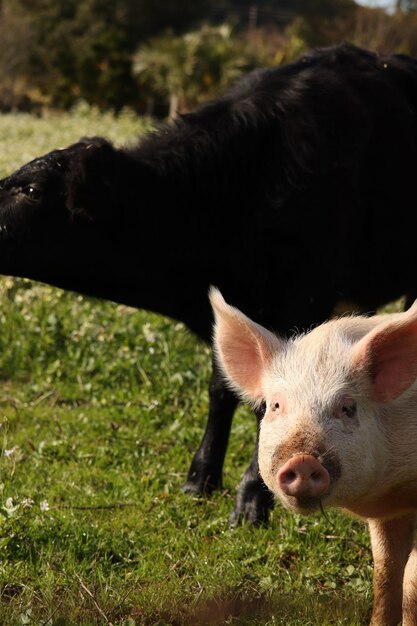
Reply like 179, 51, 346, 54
352, 300, 417, 403
209, 287, 282, 404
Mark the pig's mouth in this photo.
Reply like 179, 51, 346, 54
283, 494, 325, 514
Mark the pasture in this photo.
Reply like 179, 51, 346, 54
0, 107, 381, 625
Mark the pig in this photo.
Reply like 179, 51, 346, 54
210, 286, 417, 625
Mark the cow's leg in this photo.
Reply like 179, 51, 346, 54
183, 355, 238, 494
184, 359, 273, 526
229, 403, 274, 527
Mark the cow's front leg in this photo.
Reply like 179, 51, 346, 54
183, 355, 238, 494
229, 403, 274, 527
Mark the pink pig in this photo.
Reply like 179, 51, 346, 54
210, 287, 417, 626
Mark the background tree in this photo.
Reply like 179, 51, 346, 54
396, 0, 417, 10
10, 0, 138, 109
0, 0, 416, 114
134, 24, 259, 117
0, 1, 36, 110
350, 5, 417, 56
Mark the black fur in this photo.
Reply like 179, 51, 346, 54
65, 137, 122, 222
1, 43, 417, 525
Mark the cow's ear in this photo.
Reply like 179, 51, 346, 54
65, 137, 120, 222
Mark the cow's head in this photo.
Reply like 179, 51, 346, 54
0, 136, 128, 279
0, 136, 122, 228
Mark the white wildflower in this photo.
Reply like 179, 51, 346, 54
3, 446, 18, 458
21, 498, 34, 509
142, 323, 156, 343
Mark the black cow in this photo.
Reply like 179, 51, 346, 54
1, 43, 417, 525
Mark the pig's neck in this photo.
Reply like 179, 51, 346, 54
344, 486, 417, 520
345, 397, 417, 520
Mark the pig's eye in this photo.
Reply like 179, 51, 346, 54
340, 401, 357, 419
270, 401, 280, 412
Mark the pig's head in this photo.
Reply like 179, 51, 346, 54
210, 288, 417, 516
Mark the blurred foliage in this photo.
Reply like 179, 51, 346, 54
349, 6, 417, 55
0, 0, 140, 110
397, 0, 417, 10
134, 24, 261, 117
0, 0, 417, 116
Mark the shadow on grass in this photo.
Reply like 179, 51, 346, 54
130, 589, 371, 626
0, 587, 371, 625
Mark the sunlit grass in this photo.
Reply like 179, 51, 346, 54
0, 108, 386, 625
0, 102, 152, 177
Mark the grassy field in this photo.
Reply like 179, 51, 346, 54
0, 106, 383, 625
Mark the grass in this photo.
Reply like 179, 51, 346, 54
0, 105, 382, 625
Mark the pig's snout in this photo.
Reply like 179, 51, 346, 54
277, 454, 330, 499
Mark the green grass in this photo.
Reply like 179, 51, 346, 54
0, 107, 380, 625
